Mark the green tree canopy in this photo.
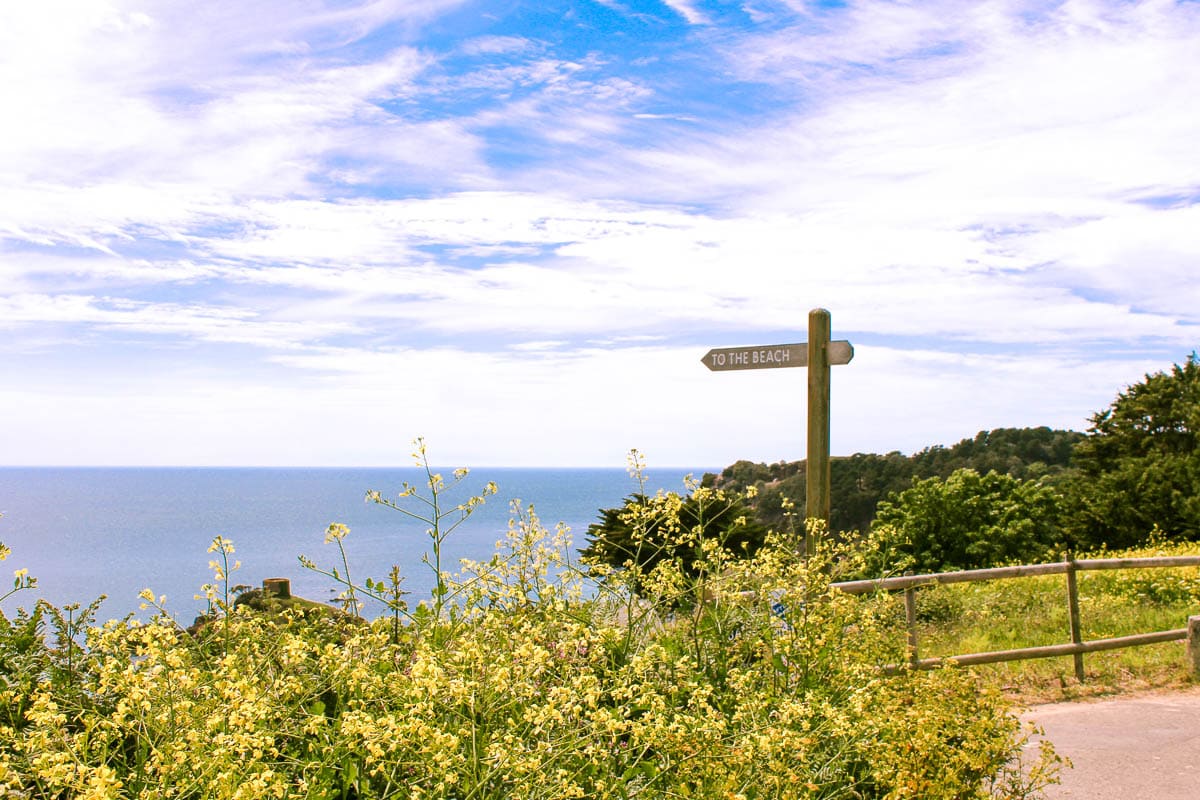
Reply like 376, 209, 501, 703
1066, 355, 1200, 549
871, 468, 1065, 574
703, 427, 1081, 535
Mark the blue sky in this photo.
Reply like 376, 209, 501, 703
1, 0, 1198, 467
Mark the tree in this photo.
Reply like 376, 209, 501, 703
871, 468, 1065, 573
702, 427, 1081, 536
907, 427, 1083, 481
1066, 355, 1200, 549
580, 489, 767, 599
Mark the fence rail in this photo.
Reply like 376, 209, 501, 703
830, 555, 1200, 679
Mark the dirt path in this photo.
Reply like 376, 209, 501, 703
1020, 687, 1200, 799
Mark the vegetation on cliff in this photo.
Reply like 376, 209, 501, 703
0, 450, 1059, 799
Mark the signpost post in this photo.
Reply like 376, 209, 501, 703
701, 308, 853, 553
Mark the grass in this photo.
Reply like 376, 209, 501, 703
891, 542, 1200, 704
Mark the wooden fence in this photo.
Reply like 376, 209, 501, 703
831, 555, 1200, 680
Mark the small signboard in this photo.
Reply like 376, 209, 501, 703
701, 340, 853, 372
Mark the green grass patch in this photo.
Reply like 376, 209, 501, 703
893, 540, 1200, 704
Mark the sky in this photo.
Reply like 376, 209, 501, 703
1, 0, 1198, 468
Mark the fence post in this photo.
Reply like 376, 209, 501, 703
263, 578, 292, 599
904, 573, 919, 668
1065, 552, 1085, 682
1188, 616, 1200, 678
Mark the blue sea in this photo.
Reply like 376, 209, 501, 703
0, 467, 708, 624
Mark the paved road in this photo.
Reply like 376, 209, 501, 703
1021, 688, 1200, 799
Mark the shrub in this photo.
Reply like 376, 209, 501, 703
580, 452, 768, 603
872, 469, 1065, 574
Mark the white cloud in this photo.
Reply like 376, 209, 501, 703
0, 338, 1167, 466
661, 0, 710, 25
460, 36, 534, 56
2, 0, 1198, 466
1018, 205, 1200, 319
0, 0, 482, 201
5, 185, 1195, 350
0, 294, 352, 348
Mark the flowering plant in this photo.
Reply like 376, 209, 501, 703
0, 448, 1059, 798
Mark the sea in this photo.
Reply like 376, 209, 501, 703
0, 466, 708, 624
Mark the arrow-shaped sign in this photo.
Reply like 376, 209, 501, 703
701, 340, 853, 372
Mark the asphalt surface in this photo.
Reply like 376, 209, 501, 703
1020, 688, 1200, 799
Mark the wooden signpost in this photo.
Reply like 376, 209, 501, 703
702, 309, 854, 551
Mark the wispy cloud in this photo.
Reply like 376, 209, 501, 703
0, 1, 475, 197
2, 0, 1198, 465
0, 293, 352, 348
661, 0, 710, 25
